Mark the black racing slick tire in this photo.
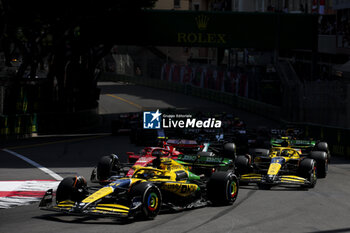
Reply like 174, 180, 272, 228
248, 148, 269, 157
298, 158, 317, 188
235, 155, 251, 175
315, 142, 329, 152
56, 176, 87, 203
315, 142, 331, 162
207, 172, 239, 205
97, 155, 115, 181
310, 151, 328, 178
130, 182, 162, 220
223, 143, 237, 159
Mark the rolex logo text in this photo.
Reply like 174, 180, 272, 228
177, 15, 227, 45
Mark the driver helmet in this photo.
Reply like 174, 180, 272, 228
281, 150, 289, 157
143, 170, 155, 179
281, 140, 289, 147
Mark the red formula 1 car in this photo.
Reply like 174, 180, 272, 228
126, 146, 182, 176
164, 139, 204, 155
91, 143, 186, 183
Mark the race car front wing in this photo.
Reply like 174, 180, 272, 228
240, 173, 311, 186
39, 189, 132, 218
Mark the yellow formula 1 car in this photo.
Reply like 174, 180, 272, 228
235, 147, 322, 189
39, 158, 238, 220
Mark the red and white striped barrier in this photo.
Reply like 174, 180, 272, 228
0, 180, 60, 209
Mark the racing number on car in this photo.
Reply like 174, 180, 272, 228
109, 183, 121, 187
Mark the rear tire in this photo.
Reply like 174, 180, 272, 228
248, 148, 269, 157
223, 143, 237, 160
235, 155, 251, 175
207, 172, 239, 205
315, 142, 328, 152
315, 142, 331, 163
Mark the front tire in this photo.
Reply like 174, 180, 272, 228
96, 154, 120, 181
310, 151, 328, 178
56, 176, 87, 203
299, 158, 317, 188
130, 182, 162, 220
97, 156, 114, 181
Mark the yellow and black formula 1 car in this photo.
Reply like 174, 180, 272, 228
39, 158, 238, 220
235, 147, 323, 189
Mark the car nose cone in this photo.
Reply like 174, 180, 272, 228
266, 175, 275, 183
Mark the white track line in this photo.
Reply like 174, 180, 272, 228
2, 149, 63, 181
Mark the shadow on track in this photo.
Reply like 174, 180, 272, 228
34, 205, 196, 227
307, 227, 350, 233
239, 184, 311, 191
34, 212, 134, 225
181, 189, 257, 233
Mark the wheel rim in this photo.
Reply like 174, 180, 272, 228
228, 180, 238, 199
311, 166, 317, 183
147, 192, 159, 211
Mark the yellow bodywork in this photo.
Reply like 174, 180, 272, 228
51, 158, 198, 217
55, 200, 75, 210
82, 187, 114, 203
257, 147, 301, 176
267, 163, 282, 175
267, 147, 301, 160
132, 157, 188, 182
241, 147, 309, 186
132, 158, 198, 197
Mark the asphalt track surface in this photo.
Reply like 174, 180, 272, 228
1, 82, 350, 233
